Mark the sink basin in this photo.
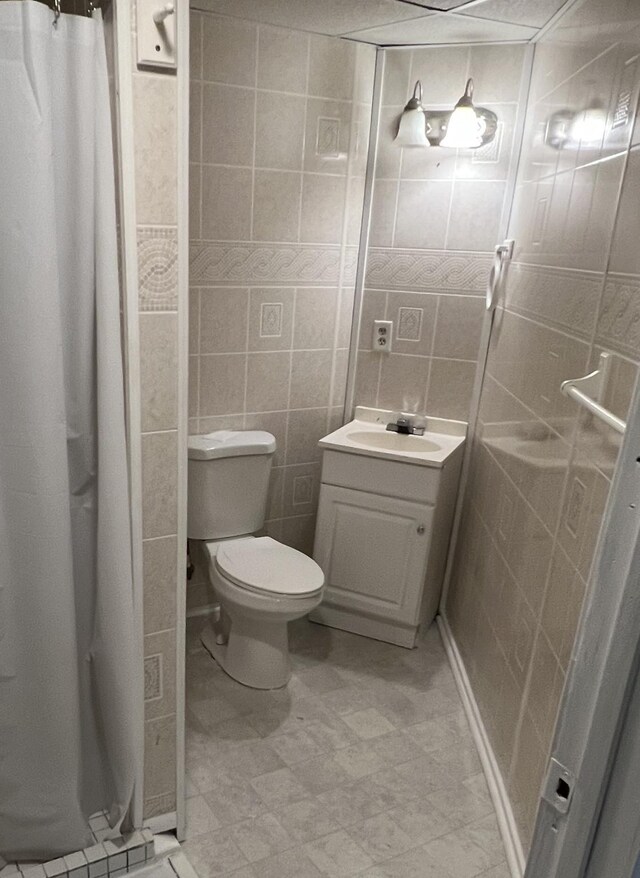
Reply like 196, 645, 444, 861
318, 407, 467, 468
347, 430, 442, 454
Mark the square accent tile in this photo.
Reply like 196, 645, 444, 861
293, 475, 314, 506
144, 654, 163, 702
316, 117, 340, 158
260, 302, 284, 338
397, 307, 423, 342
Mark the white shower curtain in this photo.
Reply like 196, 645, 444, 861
0, 1, 138, 861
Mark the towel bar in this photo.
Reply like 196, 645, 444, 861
561, 352, 626, 435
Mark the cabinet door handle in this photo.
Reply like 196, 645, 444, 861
417, 524, 425, 535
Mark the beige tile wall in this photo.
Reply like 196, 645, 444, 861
445, 2, 640, 850
188, 11, 375, 608
131, 16, 182, 820
352, 44, 527, 422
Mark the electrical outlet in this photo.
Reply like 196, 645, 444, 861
373, 320, 393, 353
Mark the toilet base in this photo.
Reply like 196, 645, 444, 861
201, 618, 291, 690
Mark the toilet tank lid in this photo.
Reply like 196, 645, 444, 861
188, 430, 276, 460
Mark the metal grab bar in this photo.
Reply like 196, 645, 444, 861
561, 352, 626, 435
562, 385, 626, 434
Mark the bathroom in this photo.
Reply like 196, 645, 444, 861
2, 0, 640, 876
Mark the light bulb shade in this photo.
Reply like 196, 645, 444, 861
394, 80, 429, 148
395, 107, 429, 147
440, 105, 486, 148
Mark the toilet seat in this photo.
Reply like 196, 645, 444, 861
215, 536, 324, 599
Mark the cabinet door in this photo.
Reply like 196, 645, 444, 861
314, 485, 434, 627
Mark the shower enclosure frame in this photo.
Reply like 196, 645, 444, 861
524, 370, 640, 878
175, 0, 190, 844
340, 10, 640, 876
478, 2, 640, 871
109, 0, 189, 840
112, 0, 145, 832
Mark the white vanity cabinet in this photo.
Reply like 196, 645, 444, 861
310, 409, 465, 648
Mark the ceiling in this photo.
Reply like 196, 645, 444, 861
190, 0, 571, 45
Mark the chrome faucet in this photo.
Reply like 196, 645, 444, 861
386, 413, 425, 435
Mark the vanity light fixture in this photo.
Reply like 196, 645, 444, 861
395, 77, 498, 149
440, 78, 486, 148
394, 81, 430, 148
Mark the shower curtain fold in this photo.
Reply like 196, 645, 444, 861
0, 1, 137, 861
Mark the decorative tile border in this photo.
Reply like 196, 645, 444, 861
188, 243, 495, 294
137, 226, 178, 312
365, 248, 493, 293
189, 242, 358, 287
3, 829, 154, 878
596, 273, 640, 359
505, 262, 603, 340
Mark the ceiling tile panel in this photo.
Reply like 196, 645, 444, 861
191, 0, 568, 45
191, 0, 423, 35
344, 13, 537, 45
459, 0, 569, 29
401, 1, 473, 8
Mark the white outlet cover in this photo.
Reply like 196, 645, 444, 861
373, 319, 393, 354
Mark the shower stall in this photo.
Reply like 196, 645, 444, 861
0, 0, 146, 863
342, 0, 640, 869
1, 0, 189, 863
442, 1, 640, 858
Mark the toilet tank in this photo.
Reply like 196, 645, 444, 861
187, 430, 276, 540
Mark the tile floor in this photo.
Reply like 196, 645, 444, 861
183, 618, 510, 878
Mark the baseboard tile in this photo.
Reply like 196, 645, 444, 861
437, 614, 526, 878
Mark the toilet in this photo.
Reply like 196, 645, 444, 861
187, 430, 325, 689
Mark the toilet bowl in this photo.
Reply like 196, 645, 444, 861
187, 429, 325, 690
200, 536, 324, 689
